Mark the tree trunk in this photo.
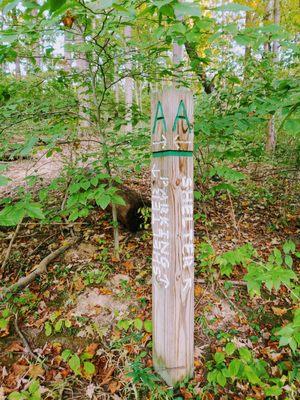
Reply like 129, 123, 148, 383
124, 26, 133, 133
32, 6, 41, 68
244, 10, 253, 79
265, 0, 279, 154
15, 57, 21, 77
273, 0, 280, 60
75, 24, 91, 136
184, 41, 214, 94
114, 60, 120, 104
266, 116, 276, 153
64, 31, 72, 71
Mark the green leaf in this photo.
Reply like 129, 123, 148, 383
215, 3, 252, 12
0, 175, 11, 186
216, 370, 227, 387
225, 342, 236, 356
25, 203, 45, 220
0, 205, 25, 226
214, 351, 225, 364
134, 318, 143, 331
2, 309, 10, 318
61, 349, 72, 361
69, 354, 81, 374
83, 361, 96, 375
228, 359, 242, 378
264, 386, 283, 396
173, 2, 201, 17
95, 194, 110, 209
144, 319, 152, 333
19, 137, 38, 157
8, 392, 26, 400
47, 0, 66, 12
65, 319, 72, 328
283, 240, 296, 254
0, 317, 9, 329
54, 319, 63, 332
244, 365, 260, 384
45, 322, 52, 337
285, 255, 293, 268
111, 194, 126, 206
117, 319, 132, 331
28, 380, 39, 394
239, 347, 252, 362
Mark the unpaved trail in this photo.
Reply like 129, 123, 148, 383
0, 150, 69, 198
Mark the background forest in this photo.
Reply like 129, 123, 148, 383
0, 0, 299, 399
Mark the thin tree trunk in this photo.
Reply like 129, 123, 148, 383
273, 0, 280, 60
88, 59, 120, 259
265, 0, 280, 153
64, 31, 72, 71
32, 6, 41, 68
124, 25, 133, 133
75, 24, 90, 136
244, 10, 253, 79
15, 57, 21, 77
114, 60, 120, 104
266, 117, 276, 153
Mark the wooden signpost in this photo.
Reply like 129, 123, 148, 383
151, 87, 194, 386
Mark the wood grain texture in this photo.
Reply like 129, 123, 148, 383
151, 87, 194, 386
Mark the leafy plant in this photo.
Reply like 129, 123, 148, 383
207, 344, 283, 396
0, 308, 11, 335
276, 309, 300, 353
244, 244, 298, 297
117, 318, 152, 333
127, 354, 160, 390
44, 311, 72, 337
8, 380, 41, 400
61, 349, 96, 377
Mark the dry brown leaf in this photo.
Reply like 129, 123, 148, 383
123, 261, 134, 271
194, 284, 202, 297
28, 364, 44, 379
108, 380, 121, 394
74, 277, 86, 291
99, 366, 115, 386
52, 342, 62, 355
85, 343, 98, 357
272, 307, 287, 316
6, 341, 23, 353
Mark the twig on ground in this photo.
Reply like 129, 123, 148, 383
196, 278, 247, 287
28, 232, 59, 257
1, 218, 23, 271
14, 313, 39, 361
0, 237, 79, 298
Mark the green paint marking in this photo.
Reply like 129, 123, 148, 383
172, 100, 192, 133
152, 150, 193, 158
152, 101, 167, 135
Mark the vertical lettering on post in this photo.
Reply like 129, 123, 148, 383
151, 87, 194, 386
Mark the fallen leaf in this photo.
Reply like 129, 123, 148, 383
74, 277, 86, 291
99, 366, 115, 386
6, 341, 23, 353
85, 343, 98, 357
28, 364, 44, 379
272, 307, 287, 316
123, 261, 134, 271
194, 284, 202, 297
109, 380, 122, 394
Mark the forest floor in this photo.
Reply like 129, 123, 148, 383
0, 160, 299, 399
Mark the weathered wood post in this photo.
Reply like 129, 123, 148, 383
151, 87, 194, 385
